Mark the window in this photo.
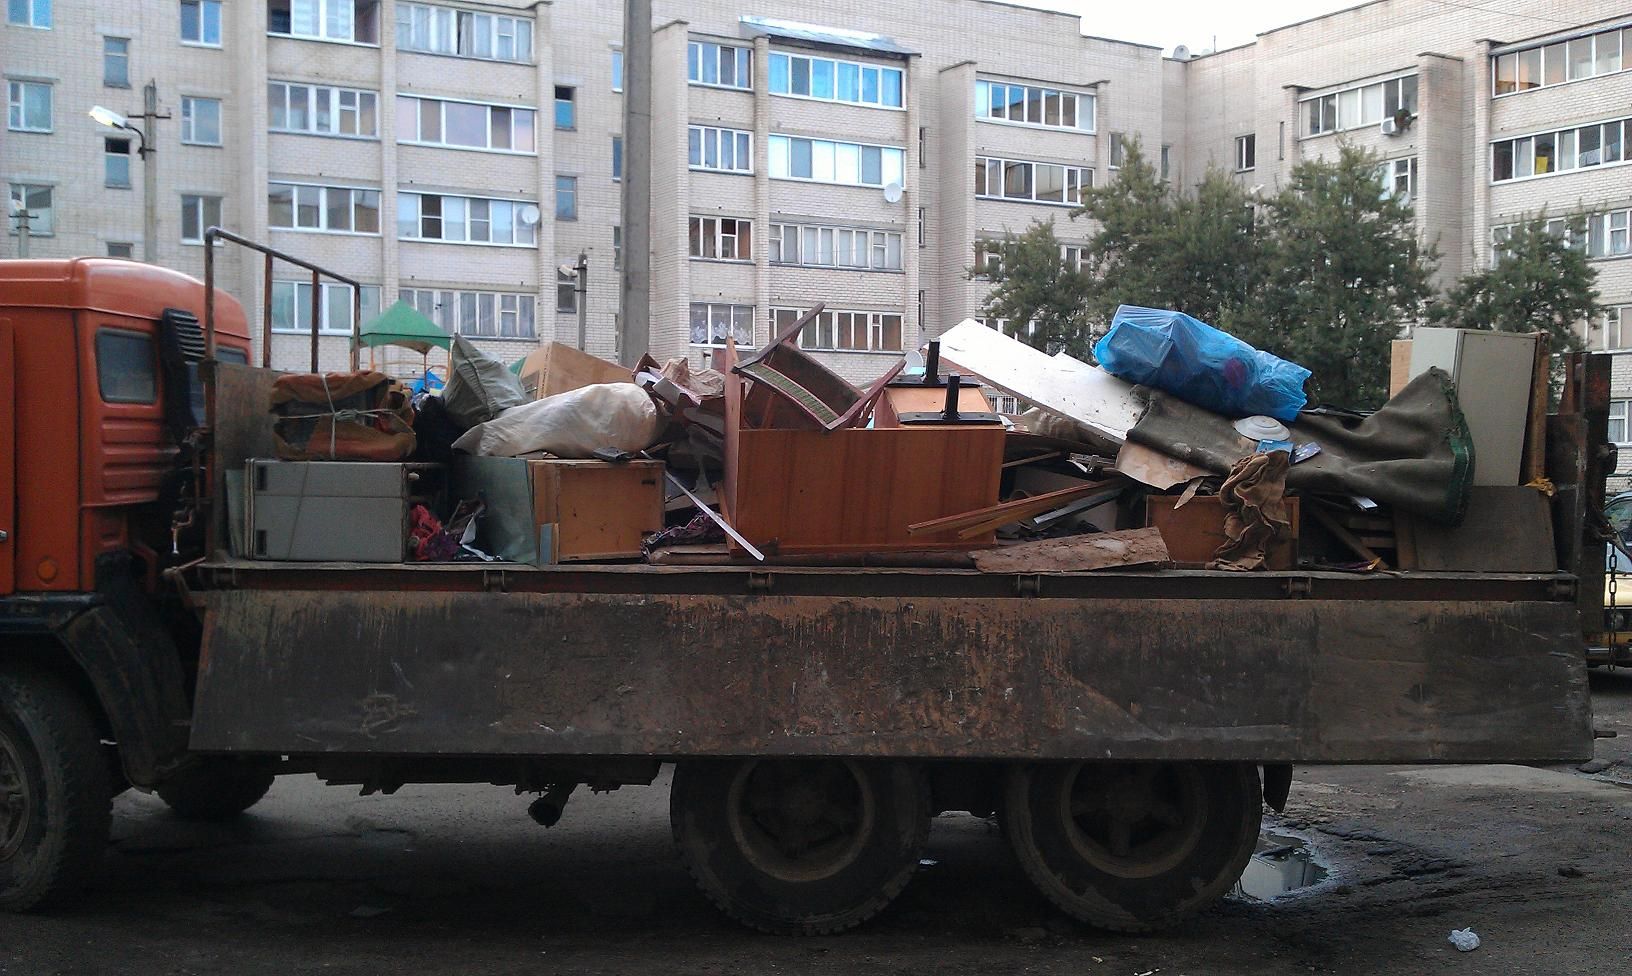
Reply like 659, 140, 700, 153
270, 82, 379, 137
689, 216, 751, 260
268, 182, 381, 234
6, 0, 50, 27
1584, 209, 1632, 259
180, 193, 221, 243
1235, 134, 1256, 172
687, 124, 752, 174
106, 242, 134, 258
394, 3, 532, 62
396, 95, 536, 152
973, 240, 1002, 278
1600, 305, 1632, 351
6, 80, 51, 132
103, 37, 130, 87
271, 281, 381, 334
1160, 144, 1171, 180
770, 52, 904, 108
1495, 27, 1628, 96
1060, 244, 1087, 273
96, 330, 157, 404
612, 225, 622, 270
1378, 157, 1417, 205
180, 96, 222, 145
397, 192, 538, 246
268, 0, 380, 44
400, 287, 535, 338
555, 270, 577, 314
688, 41, 752, 90
1109, 132, 1124, 169
768, 135, 904, 188
1301, 74, 1417, 135
1612, 400, 1631, 446
974, 79, 1093, 132
974, 156, 1092, 206
612, 49, 624, 92
1492, 117, 1632, 181
554, 176, 576, 221
554, 85, 574, 130
774, 307, 903, 353
689, 303, 753, 347
612, 136, 622, 180
7, 184, 52, 236
180, 0, 222, 45
104, 139, 132, 188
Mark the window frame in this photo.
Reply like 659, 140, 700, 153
393, 2, 533, 64
688, 302, 755, 348
687, 124, 754, 174
688, 215, 753, 262
973, 155, 1093, 207
1491, 116, 1632, 183
768, 135, 904, 188
396, 191, 539, 247
269, 81, 380, 139
1494, 25, 1630, 97
554, 85, 574, 131
267, 181, 382, 235
6, 0, 50, 28
687, 40, 753, 91
6, 79, 52, 133
179, 0, 223, 47
395, 93, 537, 154
611, 49, 624, 92
7, 183, 53, 236
103, 36, 130, 88
1299, 73, 1418, 137
180, 95, 223, 146
1378, 156, 1417, 204
1611, 399, 1632, 446
399, 286, 536, 339
95, 328, 159, 405
774, 306, 903, 354
554, 175, 577, 221
1234, 133, 1256, 172
269, 280, 381, 335
973, 78, 1094, 133
770, 51, 905, 109
267, 0, 381, 47
179, 193, 223, 245
104, 138, 132, 189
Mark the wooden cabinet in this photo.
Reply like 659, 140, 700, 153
530, 459, 664, 562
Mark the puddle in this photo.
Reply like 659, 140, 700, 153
1231, 831, 1329, 901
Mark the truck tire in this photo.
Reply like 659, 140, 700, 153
1003, 761, 1261, 932
155, 759, 276, 822
0, 663, 113, 912
671, 758, 930, 935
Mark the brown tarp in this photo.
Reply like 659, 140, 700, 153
270, 371, 416, 462
1125, 368, 1475, 525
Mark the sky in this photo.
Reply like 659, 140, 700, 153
1015, 0, 1369, 55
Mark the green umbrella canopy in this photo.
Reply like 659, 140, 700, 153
508, 356, 525, 375
356, 301, 452, 355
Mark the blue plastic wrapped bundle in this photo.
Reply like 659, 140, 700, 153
1093, 305, 1311, 422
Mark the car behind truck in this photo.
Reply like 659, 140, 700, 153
0, 255, 1604, 935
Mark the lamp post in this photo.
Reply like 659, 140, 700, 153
90, 82, 170, 264
559, 252, 589, 350
7, 198, 33, 258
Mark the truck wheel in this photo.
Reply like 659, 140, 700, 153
671, 759, 930, 935
156, 759, 276, 821
1003, 761, 1261, 932
0, 664, 113, 912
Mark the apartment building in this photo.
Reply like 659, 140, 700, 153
4, 0, 1630, 460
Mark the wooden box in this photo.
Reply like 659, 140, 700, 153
873, 385, 994, 427
528, 459, 664, 562
1146, 495, 1300, 569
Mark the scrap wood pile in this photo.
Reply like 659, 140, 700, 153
238, 301, 1560, 577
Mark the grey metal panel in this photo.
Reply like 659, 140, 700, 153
190, 589, 1593, 765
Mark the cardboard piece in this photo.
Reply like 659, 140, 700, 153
971, 527, 1169, 574
517, 342, 632, 401
1113, 440, 1211, 490
1389, 339, 1414, 398
1146, 495, 1299, 569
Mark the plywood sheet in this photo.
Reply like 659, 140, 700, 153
972, 528, 1169, 573
1406, 486, 1555, 572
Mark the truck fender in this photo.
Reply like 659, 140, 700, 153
1262, 763, 1292, 812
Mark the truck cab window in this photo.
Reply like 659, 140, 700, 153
95, 328, 157, 403
188, 346, 247, 421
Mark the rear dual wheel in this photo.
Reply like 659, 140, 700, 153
671, 759, 929, 935
1004, 761, 1262, 932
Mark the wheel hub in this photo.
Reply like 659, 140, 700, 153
727, 759, 874, 883
1061, 762, 1208, 880
0, 734, 32, 862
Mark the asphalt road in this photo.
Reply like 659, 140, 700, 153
3, 671, 1631, 976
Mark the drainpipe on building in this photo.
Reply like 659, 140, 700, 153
619, 0, 652, 366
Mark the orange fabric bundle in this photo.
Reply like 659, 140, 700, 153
270, 371, 416, 461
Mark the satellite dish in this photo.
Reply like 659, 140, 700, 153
882, 181, 903, 204
1172, 44, 1191, 61
519, 204, 542, 226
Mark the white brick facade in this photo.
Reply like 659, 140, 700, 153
4, 0, 1630, 443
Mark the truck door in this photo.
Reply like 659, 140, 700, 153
1, 318, 14, 594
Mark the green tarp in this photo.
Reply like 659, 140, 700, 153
356, 301, 452, 355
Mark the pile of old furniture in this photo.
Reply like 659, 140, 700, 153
235, 303, 1555, 576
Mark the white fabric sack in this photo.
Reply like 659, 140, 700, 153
452, 383, 663, 458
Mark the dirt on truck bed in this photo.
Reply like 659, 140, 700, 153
3, 672, 1628, 976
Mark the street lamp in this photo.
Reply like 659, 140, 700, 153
90, 82, 169, 264
557, 252, 589, 350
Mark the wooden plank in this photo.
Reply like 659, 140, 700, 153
1389, 339, 1413, 398
934, 320, 1144, 448
971, 528, 1169, 573
907, 482, 1113, 536
192, 589, 1594, 764
1521, 333, 1550, 484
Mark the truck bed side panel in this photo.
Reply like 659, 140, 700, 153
189, 590, 1592, 763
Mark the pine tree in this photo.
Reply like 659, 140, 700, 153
1429, 212, 1600, 353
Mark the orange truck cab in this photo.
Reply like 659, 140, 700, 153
1, 259, 253, 907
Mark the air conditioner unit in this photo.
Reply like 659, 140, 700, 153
1380, 118, 1400, 136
